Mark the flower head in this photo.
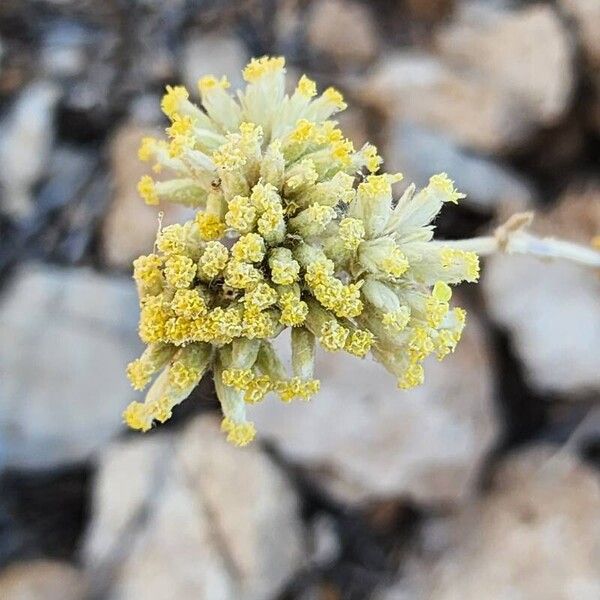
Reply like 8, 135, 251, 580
125, 56, 479, 445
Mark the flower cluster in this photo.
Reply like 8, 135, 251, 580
123, 56, 479, 446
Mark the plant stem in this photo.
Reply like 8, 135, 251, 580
436, 212, 600, 268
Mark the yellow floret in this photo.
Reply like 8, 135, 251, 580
221, 417, 256, 446
245, 282, 278, 311
279, 292, 309, 326
169, 360, 199, 389
363, 144, 382, 173
243, 56, 285, 82
408, 327, 434, 362
440, 248, 480, 283
290, 119, 316, 143
319, 320, 349, 352
126, 359, 153, 391
429, 173, 465, 204
166, 114, 195, 138
149, 396, 174, 423
344, 329, 374, 358
232, 232, 266, 263
156, 223, 189, 255
198, 74, 230, 93
139, 296, 171, 343
275, 377, 320, 402
123, 401, 153, 432
133, 253, 163, 295
225, 195, 256, 234
138, 137, 157, 162
296, 75, 317, 98
137, 175, 158, 205
382, 307, 410, 332
397, 362, 424, 390
244, 375, 272, 404
171, 288, 208, 318
323, 87, 347, 111
196, 212, 226, 241
225, 260, 263, 289
198, 241, 229, 279
242, 308, 278, 339
161, 85, 189, 118
339, 217, 365, 251
222, 368, 255, 390
164, 254, 197, 289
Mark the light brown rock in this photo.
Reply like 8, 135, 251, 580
83, 416, 306, 600
360, 51, 531, 154
560, 0, 600, 66
377, 446, 600, 600
428, 447, 600, 600
361, 5, 574, 154
101, 124, 194, 269
250, 302, 497, 505
307, 0, 379, 68
0, 560, 84, 600
436, 4, 574, 126
0, 264, 141, 468
483, 185, 600, 394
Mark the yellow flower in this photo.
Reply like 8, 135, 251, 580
124, 56, 478, 446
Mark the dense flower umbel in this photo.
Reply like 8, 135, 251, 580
124, 56, 479, 446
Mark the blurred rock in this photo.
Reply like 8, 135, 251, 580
0, 264, 141, 468
101, 123, 194, 269
40, 21, 88, 79
431, 446, 600, 599
251, 302, 496, 506
0, 81, 60, 219
436, 3, 574, 126
483, 185, 600, 394
385, 122, 534, 212
307, 0, 379, 69
182, 33, 247, 92
360, 51, 531, 154
84, 416, 306, 600
0, 560, 84, 600
560, 0, 600, 66
362, 3, 574, 154
337, 107, 369, 149
377, 446, 600, 600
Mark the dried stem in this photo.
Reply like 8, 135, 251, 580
438, 212, 600, 268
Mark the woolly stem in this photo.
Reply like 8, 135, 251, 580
438, 212, 600, 268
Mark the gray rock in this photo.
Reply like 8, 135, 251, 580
0, 560, 85, 600
41, 22, 89, 78
483, 186, 600, 394
182, 34, 247, 92
0, 264, 141, 468
250, 301, 497, 506
0, 81, 60, 219
384, 122, 534, 211
83, 416, 307, 600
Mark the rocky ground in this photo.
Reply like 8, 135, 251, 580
0, 1, 598, 599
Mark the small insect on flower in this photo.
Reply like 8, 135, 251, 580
125, 56, 479, 446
